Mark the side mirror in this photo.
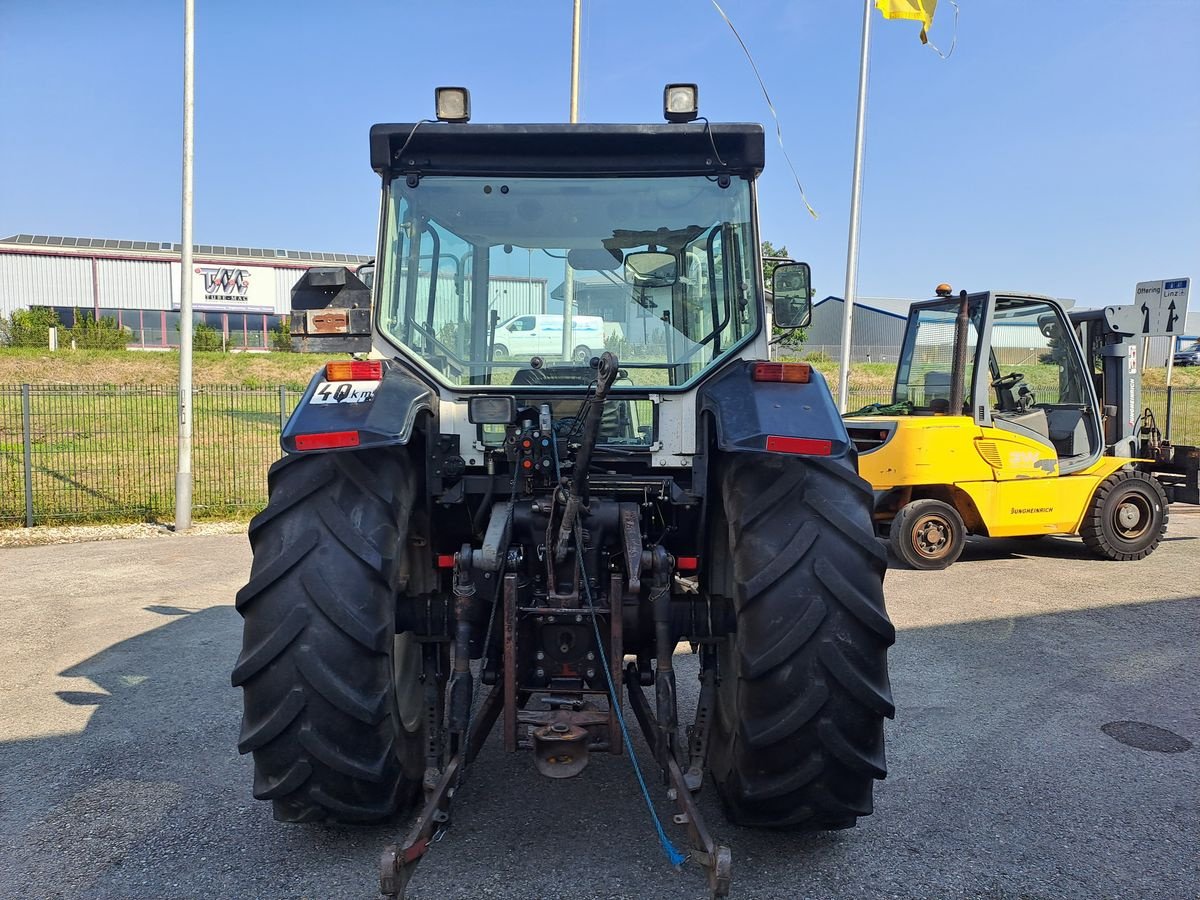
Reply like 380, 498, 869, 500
624, 251, 677, 288
771, 262, 812, 328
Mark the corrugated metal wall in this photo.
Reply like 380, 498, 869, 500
804, 298, 906, 362
0, 253, 94, 316
96, 258, 172, 310
273, 268, 304, 314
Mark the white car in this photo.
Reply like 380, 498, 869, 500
493, 314, 612, 363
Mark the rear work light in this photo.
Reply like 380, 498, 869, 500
766, 436, 832, 456
295, 430, 360, 451
325, 360, 383, 381
751, 362, 811, 383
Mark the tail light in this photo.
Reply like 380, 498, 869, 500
325, 360, 383, 381
294, 430, 360, 451
766, 436, 832, 456
751, 362, 811, 383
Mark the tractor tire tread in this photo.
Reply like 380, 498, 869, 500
710, 453, 893, 830
234, 449, 423, 825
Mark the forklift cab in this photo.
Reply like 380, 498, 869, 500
892, 292, 1104, 473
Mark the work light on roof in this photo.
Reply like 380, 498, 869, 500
663, 83, 699, 123
435, 86, 471, 123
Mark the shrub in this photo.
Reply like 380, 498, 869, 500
270, 316, 293, 352
70, 313, 130, 350
5, 307, 60, 347
192, 322, 223, 352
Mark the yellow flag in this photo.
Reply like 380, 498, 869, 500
875, 0, 938, 44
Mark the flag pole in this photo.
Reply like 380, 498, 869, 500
838, 0, 874, 414
561, 0, 582, 361
175, 0, 195, 531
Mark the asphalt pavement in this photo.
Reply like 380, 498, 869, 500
0, 515, 1197, 899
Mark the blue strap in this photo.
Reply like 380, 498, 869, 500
552, 433, 685, 867
579, 539, 687, 868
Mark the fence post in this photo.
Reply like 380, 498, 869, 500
21, 384, 34, 528
278, 385, 287, 432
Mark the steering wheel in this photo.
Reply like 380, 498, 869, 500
991, 372, 1024, 390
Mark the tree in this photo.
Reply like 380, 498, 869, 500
762, 240, 807, 349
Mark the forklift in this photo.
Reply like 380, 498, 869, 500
844, 285, 1198, 569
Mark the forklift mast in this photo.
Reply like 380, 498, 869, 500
1071, 307, 1200, 504
1069, 308, 1141, 457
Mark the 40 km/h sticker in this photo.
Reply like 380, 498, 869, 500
310, 380, 379, 405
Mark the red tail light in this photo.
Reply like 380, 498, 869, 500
294, 430, 360, 451
436, 554, 456, 568
325, 360, 383, 381
752, 362, 811, 383
766, 436, 832, 455
675, 556, 699, 572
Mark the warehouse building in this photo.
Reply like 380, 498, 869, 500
0, 233, 374, 350
803, 295, 912, 363
801, 292, 1196, 366
0, 233, 552, 351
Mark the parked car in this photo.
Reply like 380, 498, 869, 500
493, 313, 617, 363
1174, 337, 1200, 366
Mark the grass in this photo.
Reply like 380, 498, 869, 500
1, 347, 1198, 527
0, 347, 328, 390
0, 384, 301, 526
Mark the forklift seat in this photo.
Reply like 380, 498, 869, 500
1045, 407, 1089, 458
993, 407, 1053, 448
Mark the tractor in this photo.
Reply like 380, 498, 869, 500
845, 285, 1197, 569
233, 86, 894, 898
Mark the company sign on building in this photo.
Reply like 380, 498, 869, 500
170, 261, 276, 312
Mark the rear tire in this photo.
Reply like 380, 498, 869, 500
493, 343, 509, 360
708, 453, 895, 829
890, 498, 965, 570
1080, 469, 1167, 561
572, 345, 593, 364
232, 449, 426, 824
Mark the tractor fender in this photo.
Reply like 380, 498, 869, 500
281, 361, 436, 454
698, 360, 851, 459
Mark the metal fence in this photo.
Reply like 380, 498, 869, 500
0, 384, 302, 526
2, 383, 1198, 528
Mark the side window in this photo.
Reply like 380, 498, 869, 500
990, 300, 1087, 407
510, 316, 534, 332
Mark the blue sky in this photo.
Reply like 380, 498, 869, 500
1, 1, 1197, 309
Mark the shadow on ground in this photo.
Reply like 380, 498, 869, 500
0, 595, 1196, 899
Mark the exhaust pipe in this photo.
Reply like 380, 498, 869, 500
948, 290, 970, 416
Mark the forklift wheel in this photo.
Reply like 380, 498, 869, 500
1080, 469, 1168, 561
890, 499, 965, 570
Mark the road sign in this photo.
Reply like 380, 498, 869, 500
1104, 277, 1190, 336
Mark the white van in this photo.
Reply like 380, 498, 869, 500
493, 314, 614, 363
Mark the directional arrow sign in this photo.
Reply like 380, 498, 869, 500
1107, 278, 1191, 335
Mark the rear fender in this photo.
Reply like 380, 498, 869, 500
698, 360, 851, 460
282, 361, 436, 454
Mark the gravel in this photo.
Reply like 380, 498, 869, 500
0, 520, 247, 549
0, 518, 1197, 899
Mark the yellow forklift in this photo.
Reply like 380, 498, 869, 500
844, 286, 1198, 569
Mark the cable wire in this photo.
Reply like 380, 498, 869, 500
709, 0, 818, 219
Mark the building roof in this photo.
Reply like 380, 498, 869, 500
813, 295, 915, 320
0, 233, 372, 265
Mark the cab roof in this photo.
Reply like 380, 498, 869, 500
370, 122, 765, 179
